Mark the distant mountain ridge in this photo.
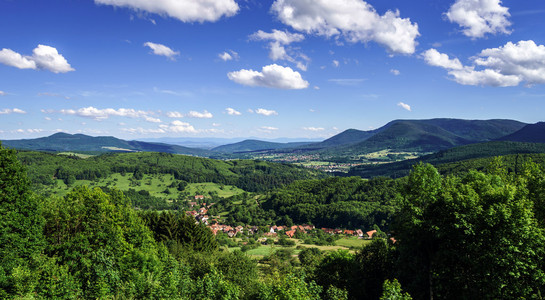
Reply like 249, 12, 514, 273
498, 122, 545, 143
1, 132, 210, 156
2, 118, 538, 157
212, 139, 313, 153
318, 118, 527, 155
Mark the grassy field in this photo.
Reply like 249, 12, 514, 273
335, 237, 371, 248
42, 173, 245, 200
227, 237, 366, 259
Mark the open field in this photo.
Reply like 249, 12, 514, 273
41, 173, 245, 200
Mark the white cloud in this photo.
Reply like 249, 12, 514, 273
187, 110, 213, 118
144, 42, 179, 60
303, 127, 325, 131
221, 50, 239, 61
55, 106, 160, 121
122, 127, 167, 134
0, 45, 74, 73
0, 108, 26, 114
228, 64, 309, 89
160, 120, 198, 133
332, 60, 340, 67
390, 69, 400, 75
397, 102, 411, 111
250, 29, 308, 70
446, 0, 511, 39
271, 0, 420, 54
261, 126, 278, 131
251, 29, 305, 45
95, 0, 239, 23
256, 108, 278, 116
422, 48, 463, 70
0, 91, 5, 96
423, 41, 545, 87
219, 52, 233, 61
328, 78, 366, 86
166, 111, 184, 118
225, 107, 241, 115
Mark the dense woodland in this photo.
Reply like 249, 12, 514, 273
2, 143, 545, 299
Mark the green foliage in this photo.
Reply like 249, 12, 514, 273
263, 176, 402, 229
258, 272, 322, 300
380, 279, 412, 300
395, 163, 545, 299
0, 143, 45, 296
17, 150, 324, 194
140, 211, 219, 253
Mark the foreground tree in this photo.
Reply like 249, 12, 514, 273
0, 144, 45, 297
395, 163, 545, 299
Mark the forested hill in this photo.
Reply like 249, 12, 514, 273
211, 139, 313, 153
17, 150, 325, 193
347, 141, 545, 178
322, 118, 527, 155
2, 132, 211, 156
499, 122, 545, 143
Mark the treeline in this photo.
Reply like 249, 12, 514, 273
17, 151, 324, 193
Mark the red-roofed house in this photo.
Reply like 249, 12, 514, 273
366, 230, 377, 239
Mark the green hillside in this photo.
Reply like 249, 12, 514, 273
347, 141, 545, 178
18, 150, 325, 194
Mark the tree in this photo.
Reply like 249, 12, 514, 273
395, 163, 545, 299
0, 143, 45, 297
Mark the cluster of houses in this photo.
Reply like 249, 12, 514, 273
186, 195, 380, 240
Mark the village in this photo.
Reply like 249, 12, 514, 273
184, 195, 382, 242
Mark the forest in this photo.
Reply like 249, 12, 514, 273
2, 143, 545, 299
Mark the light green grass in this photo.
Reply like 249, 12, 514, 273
42, 174, 245, 201
184, 182, 245, 198
335, 237, 371, 248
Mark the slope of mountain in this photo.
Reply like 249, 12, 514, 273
498, 122, 545, 143
211, 139, 313, 153
326, 119, 527, 155
297, 128, 378, 150
1, 132, 210, 156
347, 141, 545, 178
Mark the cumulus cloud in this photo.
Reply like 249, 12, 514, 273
219, 50, 238, 61
271, 0, 420, 54
250, 29, 308, 70
422, 48, 463, 70
144, 42, 179, 60
303, 127, 325, 131
160, 120, 198, 133
390, 69, 400, 75
95, 0, 239, 23
256, 108, 278, 116
227, 64, 309, 89
54, 106, 160, 122
187, 110, 213, 118
397, 102, 411, 111
332, 60, 340, 67
0, 91, 5, 96
225, 107, 241, 115
446, 0, 511, 38
423, 40, 545, 87
0, 45, 74, 73
0, 108, 26, 114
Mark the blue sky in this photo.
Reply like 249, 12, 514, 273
1, 0, 545, 140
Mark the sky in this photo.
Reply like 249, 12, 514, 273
1, 0, 545, 140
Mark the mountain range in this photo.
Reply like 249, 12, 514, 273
2, 119, 543, 158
